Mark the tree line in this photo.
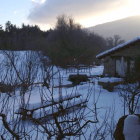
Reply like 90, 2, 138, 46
0, 21, 51, 50
0, 15, 125, 68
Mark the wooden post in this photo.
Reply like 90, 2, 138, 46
124, 97, 125, 115
77, 65, 79, 75
66, 67, 67, 74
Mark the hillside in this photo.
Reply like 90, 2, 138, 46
87, 15, 140, 41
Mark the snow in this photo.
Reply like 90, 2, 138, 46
96, 36, 140, 59
0, 63, 124, 139
123, 115, 140, 140
99, 77, 124, 83
90, 65, 103, 76
16, 93, 82, 111
33, 99, 87, 119
0, 51, 136, 139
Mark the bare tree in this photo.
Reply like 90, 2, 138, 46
0, 51, 117, 139
106, 35, 125, 49
118, 83, 140, 115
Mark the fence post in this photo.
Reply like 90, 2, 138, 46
66, 66, 67, 74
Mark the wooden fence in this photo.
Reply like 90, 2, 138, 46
66, 65, 92, 74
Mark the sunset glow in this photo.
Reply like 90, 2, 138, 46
0, 0, 140, 30
79, 0, 140, 28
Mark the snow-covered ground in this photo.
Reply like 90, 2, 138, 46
0, 51, 136, 140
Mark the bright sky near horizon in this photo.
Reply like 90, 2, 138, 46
0, 0, 140, 31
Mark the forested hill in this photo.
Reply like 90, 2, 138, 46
0, 15, 125, 67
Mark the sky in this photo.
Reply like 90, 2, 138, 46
0, 0, 140, 31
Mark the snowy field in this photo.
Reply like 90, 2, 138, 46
0, 51, 135, 139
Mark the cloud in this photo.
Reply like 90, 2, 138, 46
31, 0, 39, 3
41, 0, 46, 3
14, 10, 18, 14
30, 0, 46, 4
28, 0, 129, 28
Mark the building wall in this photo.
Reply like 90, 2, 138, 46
103, 42, 140, 76
103, 56, 115, 76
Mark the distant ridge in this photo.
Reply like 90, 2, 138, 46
87, 15, 140, 41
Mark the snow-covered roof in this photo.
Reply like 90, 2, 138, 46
96, 36, 140, 59
123, 115, 140, 140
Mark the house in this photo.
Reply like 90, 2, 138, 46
96, 37, 140, 77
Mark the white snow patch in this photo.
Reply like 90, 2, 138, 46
99, 77, 124, 83
123, 115, 140, 140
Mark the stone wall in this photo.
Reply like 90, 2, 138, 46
103, 56, 115, 76
103, 42, 140, 76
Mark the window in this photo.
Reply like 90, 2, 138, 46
116, 59, 127, 76
116, 60, 120, 74
130, 60, 135, 71
116, 58, 135, 76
